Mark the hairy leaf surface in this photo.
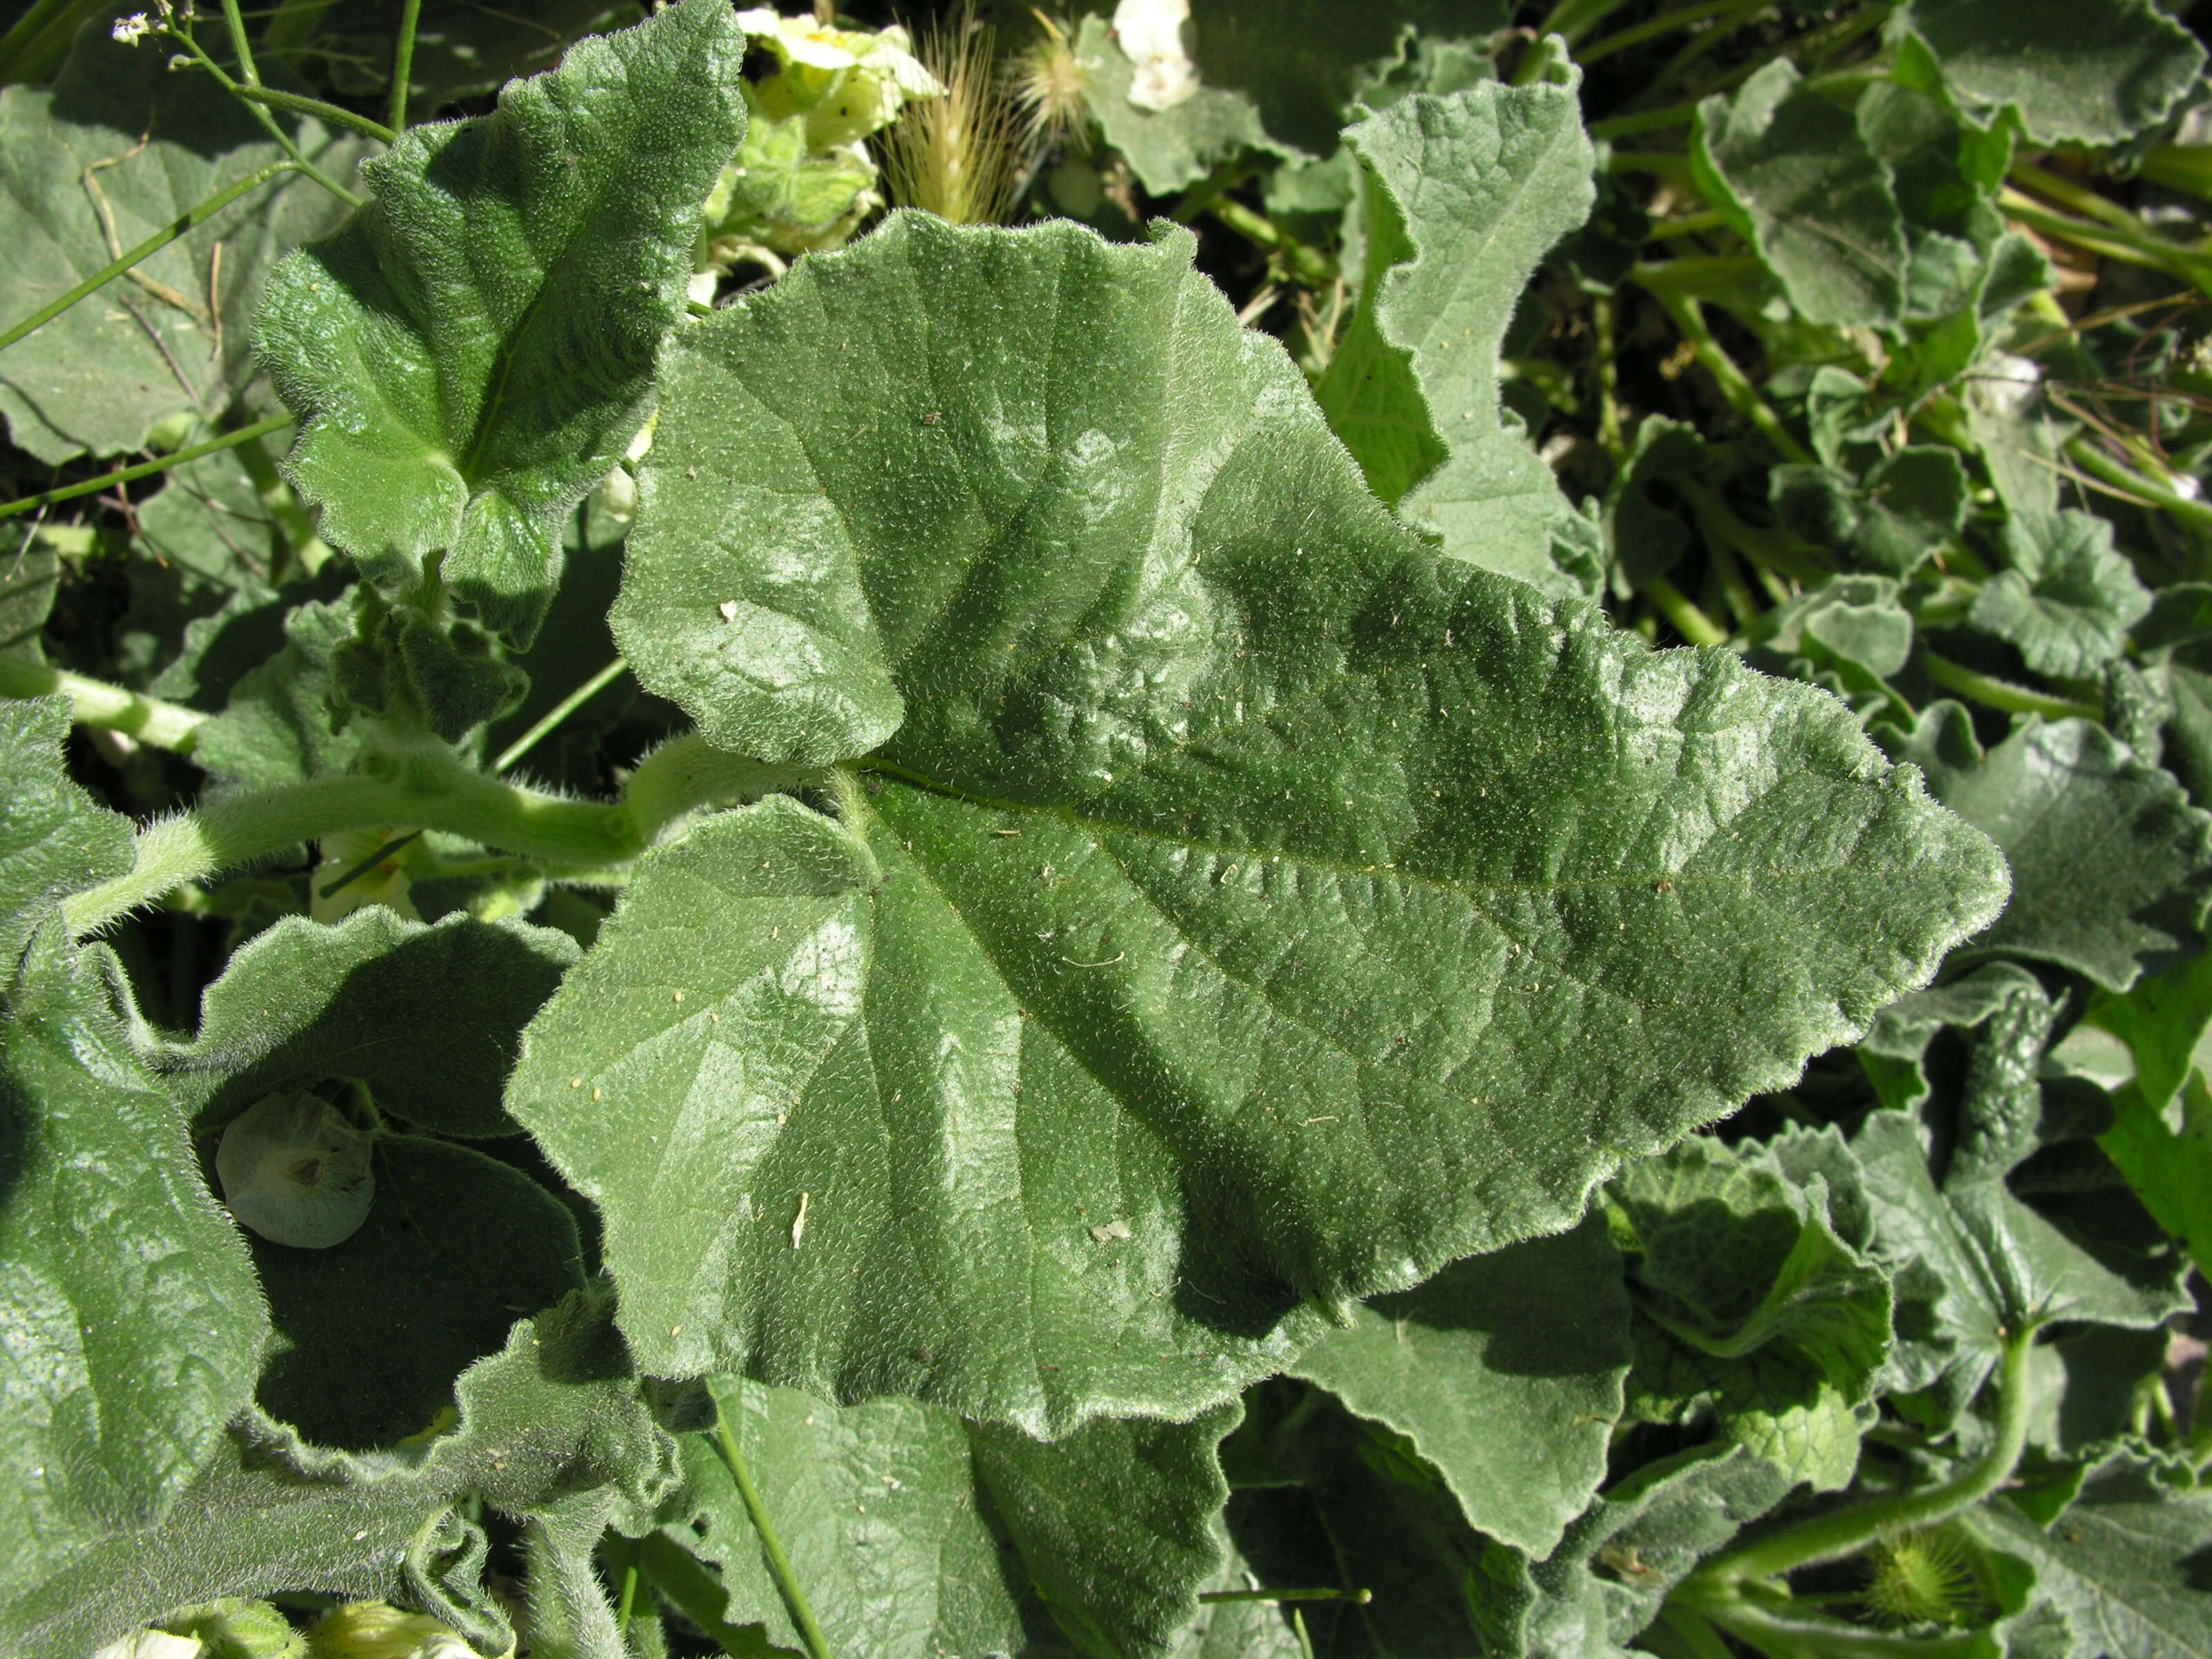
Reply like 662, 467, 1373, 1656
527, 216, 2007, 1430
1898, 0, 2208, 147
1613, 1132, 1891, 1491
258, 0, 744, 640
664, 1377, 1232, 1659
1968, 509, 2153, 680
1288, 1215, 1630, 1556
1692, 60, 1908, 328
1315, 80, 1600, 597
1889, 704, 2212, 989
0, 1302, 677, 1658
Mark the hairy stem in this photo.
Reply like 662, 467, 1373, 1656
0, 162, 297, 357
58, 735, 811, 935
709, 1405, 836, 1659
0, 662, 206, 751
218, 0, 262, 84
0, 415, 292, 522
1685, 1323, 2039, 1590
1699, 1600, 1987, 1657
1644, 573, 1730, 646
1582, 0, 1756, 63
390, 0, 424, 132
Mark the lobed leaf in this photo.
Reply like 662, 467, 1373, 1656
1288, 1215, 1630, 1556
521, 214, 2010, 1432
1315, 78, 1601, 598
258, 0, 745, 641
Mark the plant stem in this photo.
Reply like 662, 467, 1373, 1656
2007, 158, 2146, 237
0, 659, 206, 751
1593, 98, 1703, 140
1649, 209, 1727, 242
218, 0, 262, 84
0, 415, 292, 522
1656, 1606, 1738, 1659
1582, 0, 1758, 63
493, 658, 629, 773
56, 736, 809, 935
1538, 0, 1640, 47
0, 162, 297, 357
1644, 574, 1730, 645
2062, 438, 2212, 532
390, 0, 423, 133
1922, 652, 2100, 722
709, 1404, 836, 1659
231, 83, 396, 144
1686, 1322, 2039, 1591
1636, 281, 1815, 465
1609, 150, 1698, 186
1999, 190, 2212, 294
1198, 1586, 1373, 1604
167, 30, 363, 207
1208, 198, 1334, 290
1593, 295, 1625, 462
1698, 1600, 1987, 1657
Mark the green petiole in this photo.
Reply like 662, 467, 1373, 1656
1922, 652, 2101, 723
0, 659, 207, 751
390, 0, 424, 133
709, 1401, 837, 1659
0, 415, 292, 522
1679, 1321, 2041, 1593
0, 162, 298, 357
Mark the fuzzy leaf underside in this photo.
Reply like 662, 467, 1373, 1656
257, 0, 744, 641
516, 216, 2011, 1434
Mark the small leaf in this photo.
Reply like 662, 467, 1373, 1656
1288, 1215, 1631, 1556
1897, 0, 2208, 147
1611, 1131, 1892, 1490
1888, 703, 2212, 989
1315, 78, 1600, 597
1770, 447, 1969, 577
1968, 508, 2153, 679
192, 595, 362, 789
0, 697, 132, 969
1692, 59, 1909, 328
1965, 1452, 2212, 1659
1747, 575, 1917, 702
259, 0, 746, 641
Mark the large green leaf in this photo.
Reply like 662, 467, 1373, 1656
0, 933, 270, 1618
529, 213, 2007, 1431
1897, 0, 2208, 147
1966, 1453, 2212, 1659
0, 696, 131, 970
1287, 1215, 1630, 1556
258, 0, 744, 642
1888, 704, 2212, 990
1313, 78, 1600, 598
0, 27, 361, 464
1, 1298, 678, 1659
655, 1377, 1233, 1659
1691, 59, 1909, 329
1611, 1131, 1891, 1491
142, 908, 577, 1138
